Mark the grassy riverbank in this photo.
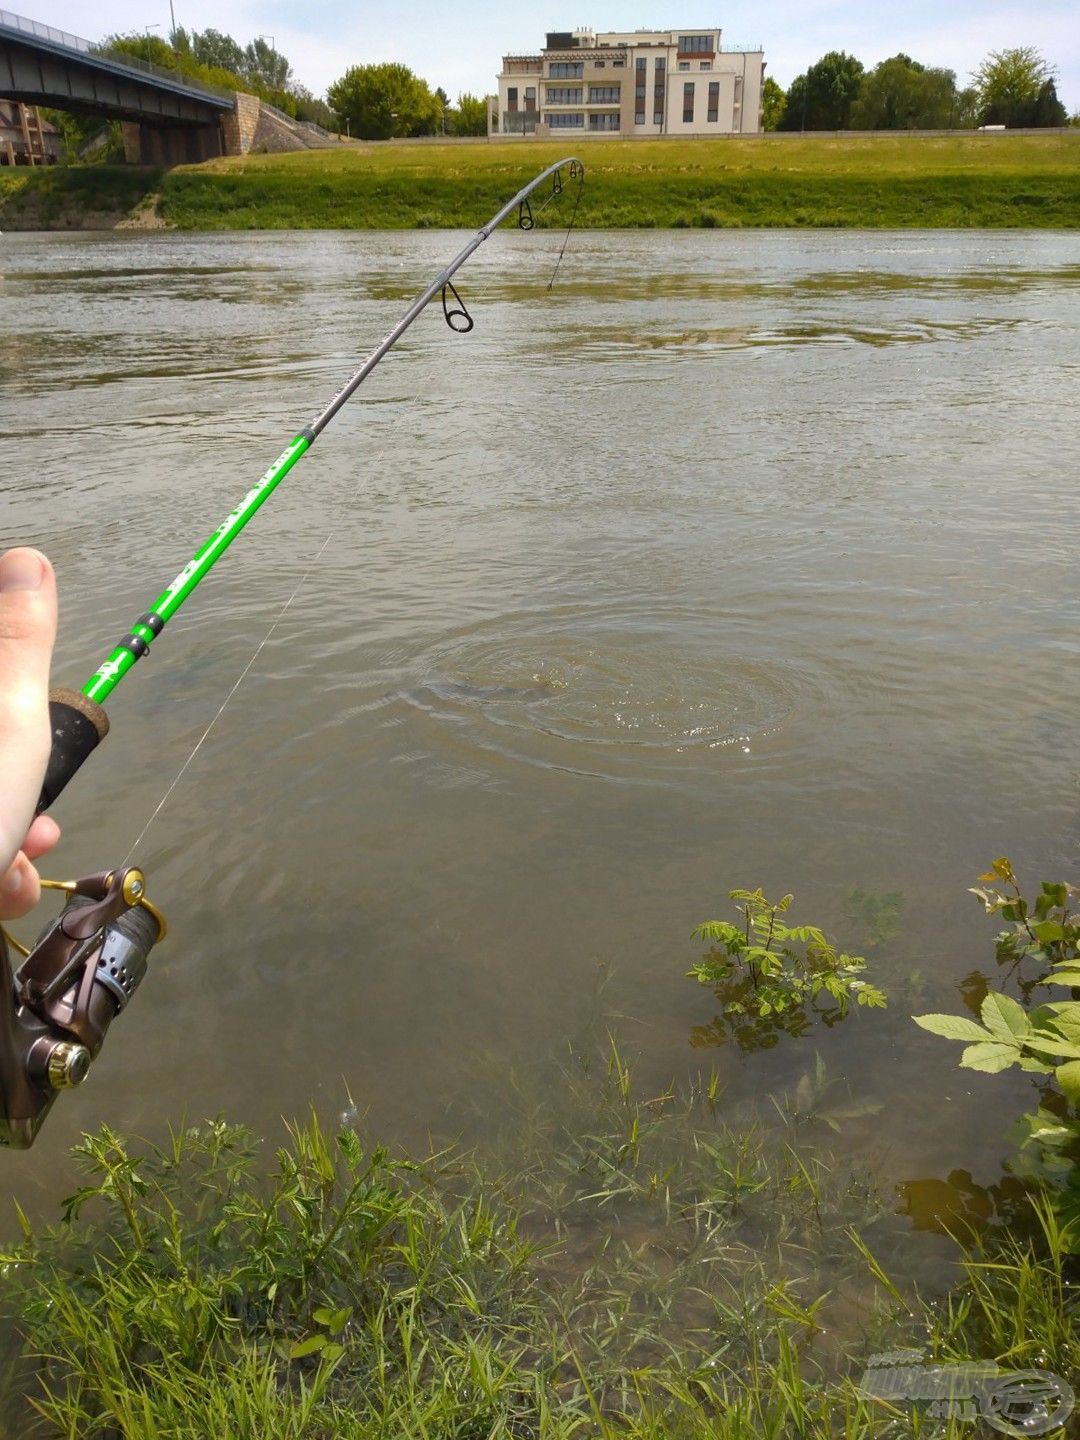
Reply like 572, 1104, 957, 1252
3, 1046, 1077, 1436
1, 132, 1079, 229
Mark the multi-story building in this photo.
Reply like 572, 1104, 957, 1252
492, 28, 764, 139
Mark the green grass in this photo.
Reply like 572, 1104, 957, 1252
2, 133, 1079, 229
0, 166, 163, 229
1, 1042, 1076, 1437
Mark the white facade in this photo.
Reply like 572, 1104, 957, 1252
492, 28, 764, 139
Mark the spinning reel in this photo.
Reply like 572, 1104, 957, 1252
0, 868, 165, 1148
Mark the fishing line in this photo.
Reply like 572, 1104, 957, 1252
122, 169, 583, 862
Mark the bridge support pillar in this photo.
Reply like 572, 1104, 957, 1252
119, 121, 222, 165
220, 92, 261, 156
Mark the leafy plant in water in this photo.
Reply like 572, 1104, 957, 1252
689, 888, 887, 1039
914, 857, 1080, 1231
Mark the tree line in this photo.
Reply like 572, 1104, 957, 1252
72, 30, 1078, 154
764, 47, 1072, 131
95, 29, 487, 140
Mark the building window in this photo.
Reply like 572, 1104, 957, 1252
653, 110, 663, 124
636, 56, 647, 71
507, 87, 518, 112
546, 86, 583, 104
547, 111, 584, 127
700, 61, 712, 70
707, 81, 719, 122
677, 61, 690, 72
635, 113, 645, 124
683, 81, 694, 122
635, 83, 646, 98
589, 85, 620, 102
593, 59, 605, 68
613, 58, 625, 67
655, 57, 665, 70
589, 112, 620, 130
548, 61, 583, 78
678, 35, 712, 53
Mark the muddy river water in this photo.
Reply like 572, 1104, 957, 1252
1, 227, 1078, 1236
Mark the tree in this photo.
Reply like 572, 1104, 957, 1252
186, 27, 246, 75
291, 86, 337, 131
850, 54, 958, 129
760, 76, 785, 130
972, 47, 1054, 126
243, 36, 291, 92
327, 63, 442, 140
451, 92, 488, 136
1013, 79, 1068, 127
778, 52, 864, 131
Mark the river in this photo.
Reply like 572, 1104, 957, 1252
1, 227, 1078, 1242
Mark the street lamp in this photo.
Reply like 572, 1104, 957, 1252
143, 24, 159, 61
166, 0, 181, 75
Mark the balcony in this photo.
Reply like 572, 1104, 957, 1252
502, 111, 539, 134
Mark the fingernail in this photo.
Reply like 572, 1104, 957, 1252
0, 549, 46, 593
0, 867, 23, 899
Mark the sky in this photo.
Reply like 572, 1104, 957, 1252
31, 0, 1080, 112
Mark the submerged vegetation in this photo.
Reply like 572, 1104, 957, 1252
1, 859, 1079, 1432
2, 1040, 1078, 1437
2, 133, 1079, 230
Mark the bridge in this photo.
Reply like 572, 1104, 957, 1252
0, 9, 258, 163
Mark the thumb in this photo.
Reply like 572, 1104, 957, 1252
0, 549, 58, 871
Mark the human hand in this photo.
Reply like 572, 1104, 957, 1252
0, 548, 60, 921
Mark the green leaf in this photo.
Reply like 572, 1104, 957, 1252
1017, 1053, 1055, 1073
12, 1200, 32, 1242
288, 1334, 327, 1359
980, 992, 1030, 1042
1026, 1030, 1080, 1061
1047, 969, 1080, 989
1055, 1061, 1080, 1105
1034, 920, 1067, 945
1045, 1005, 1080, 1046
913, 1013, 992, 1043
960, 1041, 1021, 1073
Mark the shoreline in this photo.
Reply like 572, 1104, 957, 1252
2, 132, 1079, 231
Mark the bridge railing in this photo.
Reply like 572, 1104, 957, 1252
0, 7, 234, 101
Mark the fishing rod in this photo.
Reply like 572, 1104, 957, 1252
0, 157, 584, 1148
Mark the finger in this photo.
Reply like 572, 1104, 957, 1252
21, 814, 61, 862
0, 549, 58, 870
0, 852, 41, 922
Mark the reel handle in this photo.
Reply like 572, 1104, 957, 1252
36, 689, 110, 814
